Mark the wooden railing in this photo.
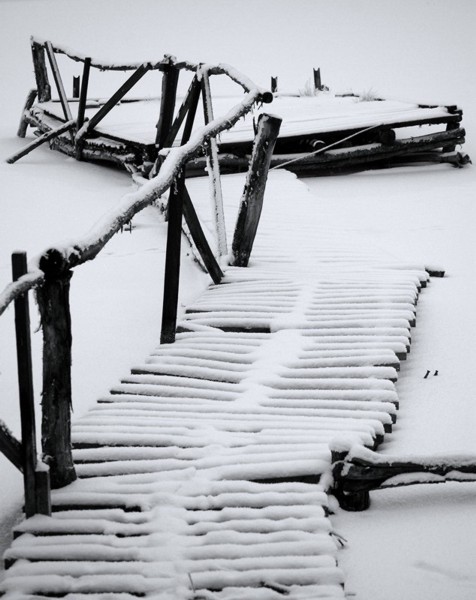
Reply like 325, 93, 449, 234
2, 43, 281, 504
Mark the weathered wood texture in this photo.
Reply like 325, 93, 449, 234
31, 41, 51, 102
36, 250, 76, 489
45, 41, 73, 125
6, 120, 76, 164
17, 89, 38, 138
231, 114, 282, 267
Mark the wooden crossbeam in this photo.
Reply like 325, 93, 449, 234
163, 76, 201, 148
81, 64, 150, 135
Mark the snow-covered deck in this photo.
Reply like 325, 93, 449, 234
1, 171, 431, 599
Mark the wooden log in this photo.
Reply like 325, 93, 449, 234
81, 64, 150, 135
45, 41, 74, 125
17, 89, 38, 138
0, 422, 22, 472
231, 114, 282, 267
201, 70, 227, 256
183, 185, 223, 284
12, 252, 38, 516
271, 76, 278, 93
6, 120, 76, 164
36, 249, 76, 489
155, 65, 180, 149
31, 41, 51, 102
160, 171, 185, 344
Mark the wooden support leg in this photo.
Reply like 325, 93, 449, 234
231, 113, 282, 267
36, 250, 76, 489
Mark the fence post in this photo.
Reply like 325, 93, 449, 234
36, 249, 76, 489
271, 76, 278, 93
31, 41, 51, 102
313, 67, 322, 91
160, 171, 185, 344
231, 114, 282, 267
156, 65, 180, 150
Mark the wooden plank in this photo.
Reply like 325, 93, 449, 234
183, 185, 223, 284
231, 114, 282, 267
201, 70, 227, 256
0, 423, 22, 472
45, 41, 73, 124
6, 120, 76, 164
83, 64, 150, 135
17, 89, 38, 138
160, 171, 185, 344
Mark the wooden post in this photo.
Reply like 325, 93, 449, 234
313, 68, 322, 92
36, 249, 76, 489
77, 58, 91, 131
12, 252, 51, 516
201, 70, 227, 256
31, 41, 51, 102
160, 172, 185, 344
163, 76, 201, 149
12, 252, 37, 516
231, 114, 282, 267
72, 76, 80, 99
155, 65, 180, 149
271, 76, 278, 93
17, 89, 38, 138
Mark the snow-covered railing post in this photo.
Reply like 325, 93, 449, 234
231, 113, 282, 267
36, 250, 76, 489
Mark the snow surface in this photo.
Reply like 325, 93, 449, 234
1, 0, 476, 599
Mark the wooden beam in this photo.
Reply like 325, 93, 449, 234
82, 64, 150, 135
45, 41, 73, 124
163, 76, 201, 148
17, 89, 38, 138
201, 70, 227, 256
160, 171, 185, 344
72, 76, 80, 99
36, 250, 76, 489
271, 76, 278, 93
6, 120, 76, 164
231, 113, 282, 267
183, 186, 223, 284
12, 252, 38, 517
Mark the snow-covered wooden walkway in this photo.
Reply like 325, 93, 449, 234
1, 172, 431, 599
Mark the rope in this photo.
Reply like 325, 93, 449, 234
270, 123, 384, 170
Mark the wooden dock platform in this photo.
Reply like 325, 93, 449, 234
1, 172, 432, 599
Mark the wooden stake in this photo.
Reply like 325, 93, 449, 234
313, 67, 322, 91
160, 172, 185, 344
201, 70, 227, 256
37, 249, 76, 489
231, 114, 282, 267
271, 76, 278, 93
